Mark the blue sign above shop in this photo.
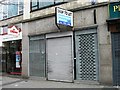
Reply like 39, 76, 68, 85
109, 2, 120, 19
56, 7, 73, 27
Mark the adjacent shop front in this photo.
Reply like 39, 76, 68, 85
22, 3, 114, 85
1, 24, 22, 75
107, 2, 120, 86
25, 5, 102, 83
0, 35, 2, 72
27, 8, 74, 81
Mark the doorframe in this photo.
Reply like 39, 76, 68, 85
74, 25, 100, 83
29, 34, 46, 78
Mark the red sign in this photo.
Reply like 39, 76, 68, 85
8, 26, 21, 36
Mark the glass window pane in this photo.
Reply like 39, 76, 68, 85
64, 0, 73, 2
18, 0, 23, 14
3, 0, 9, 19
3, 5, 8, 19
32, 6, 38, 10
31, 0, 38, 7
55, 0, 64, 4
8, 0, 18, 18
0, 27, 3, 34
0, 5, 3, 20
31, 0, 38, 10
3, 27, 8, 34
39, 0, 54, 8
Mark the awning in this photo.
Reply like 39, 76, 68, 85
106, 18, 120, 32
106, 18, 120, 24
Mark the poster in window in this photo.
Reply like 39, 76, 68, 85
16, 51, 21, 68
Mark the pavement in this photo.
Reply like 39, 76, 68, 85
1, 76, 103, 88
0, 74, 120, 89
0, 75, 2, 90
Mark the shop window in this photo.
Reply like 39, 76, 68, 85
2, 27, 8, 35
18, 0, 24, 15
0, 27, 3, 35
0, 5, 3, 20
1, 0, 23, 20
3, 1, 8, 19
2, 40, 22, 74
31, 0, 39, 10
8, 0, 18, 18
55, 0, 64, 4
30, 0, 70, 11
39, 0, 54, 8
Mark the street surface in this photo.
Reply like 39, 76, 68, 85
0, 76, 120, 89
0, 76, 2, 90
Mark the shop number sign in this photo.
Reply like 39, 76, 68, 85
56, 7, 73, 27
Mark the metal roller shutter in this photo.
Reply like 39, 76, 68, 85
47, 36, 73, 82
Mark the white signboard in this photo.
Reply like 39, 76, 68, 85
56, 7, 73, 27
1, 25, 22, 42
2, 32, 22, 42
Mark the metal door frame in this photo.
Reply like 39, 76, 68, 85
74, 28, 99, 81
29, 34, 46, 78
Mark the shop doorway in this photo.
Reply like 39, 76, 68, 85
75, 29, 99, 81
29, 35, 46, 77
0, 47, 2, 72
46, 32, 73, 82
2, 40, 22, 75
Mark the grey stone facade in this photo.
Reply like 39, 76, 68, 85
0, 2, 113, 85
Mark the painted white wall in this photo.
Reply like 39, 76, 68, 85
23, 0, 30, 20
2, 32, 22, 42
77, 0, 119, 3
97, 0, 119, 2
0, 36, 2, 47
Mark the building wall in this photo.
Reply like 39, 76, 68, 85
22, 3, 112, 85
22, 23, 30, 77
0, 0, 94, 26
0, 1, 113, 85
96, 6, 112, 85
74, 9, 95, 27
74, 5, 112, 84
28, 17, 58, 35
